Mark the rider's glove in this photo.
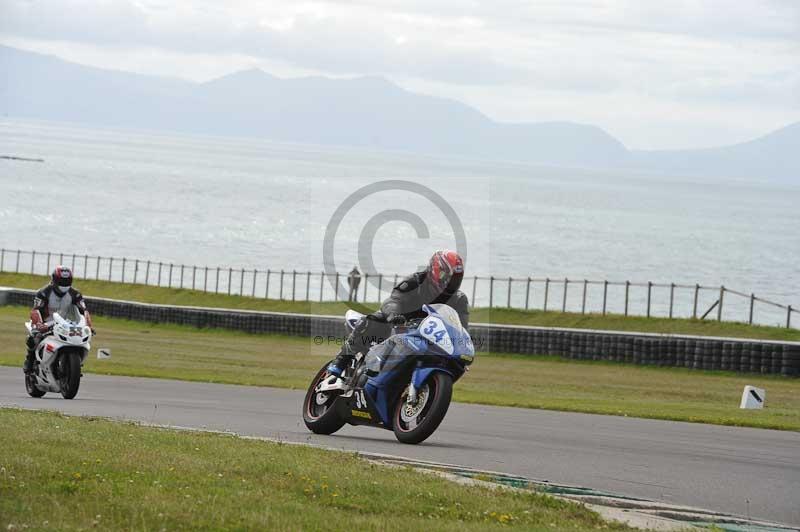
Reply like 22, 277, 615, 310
386, 313, 406, 326
35, 322, 49, 333
91, 328, 97, 337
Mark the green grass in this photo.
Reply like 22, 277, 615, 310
1, 306, 798, 430
0, 409, 633, 531
3, 272, 798, 341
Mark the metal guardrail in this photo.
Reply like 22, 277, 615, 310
0, 247, 796, 329
1, 286, 797, 376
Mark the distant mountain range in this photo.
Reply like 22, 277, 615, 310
1, 44, 797, 182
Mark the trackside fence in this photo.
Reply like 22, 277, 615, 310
0, 247, 796, 329
1, 287, 797, 376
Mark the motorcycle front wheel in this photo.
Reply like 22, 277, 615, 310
393, 372, 453, 444
302, 362, 346, 435
59, 352, 81, 399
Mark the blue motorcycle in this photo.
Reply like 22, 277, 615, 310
303, 304, 475, 444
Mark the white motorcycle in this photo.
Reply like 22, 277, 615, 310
24, 306, 91, 399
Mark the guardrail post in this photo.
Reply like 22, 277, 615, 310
669, 283, 675, 318
582, 280, 588, 314
121, 258, 126, 283
227, 267, 232, 295
562, 278, 568, 312
59, 252, 64, 266
717, 285, 724, 321
507, 277, 512, 308
624, 280, 630, 316
203, 266, 208, 292
0, 248, 5, 271
279, 270, 284, 300
693, 284, 699, 319
96, 257, 101, 280
252, 269, 257, 297
363, 273, 369, 302
334, 272, 339, 301
239, 268, 244, 295
193, 266, 197, 291
158, 262, 163, 286
15, 249, 20, 273
544, 277, 550, 311
181, 265, 186, 289
169, 264, 174, 288
108, 257, 114, 281
215, 267, 220, 293
83, 254, 88, 278
787, 305, 792, 329
471, 276, 477, 306
46, 251, 51, 273
71, 253, 76, 270
305, 271, 311, 301
30, 250, 36, 274
525, 277, 531, 310
145, 261, 151, 285
134, 259, 139, 284
646, 281, 652, 318
265, 269, 270, 298
377, 274, 383, 300
319, 272, 324, 302
291, 270, 297, 301
749, 293, 755, 325
602, 280, 608, 315
489, 276, 494, 309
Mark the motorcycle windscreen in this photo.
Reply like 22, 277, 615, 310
61, 304, 82, 323
364, 336, 419, 377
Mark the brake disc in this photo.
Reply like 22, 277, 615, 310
400, 385, 430, 422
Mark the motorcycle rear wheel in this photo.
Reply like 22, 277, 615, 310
59, 352, 81, 400
302, 362, 346, 435
393, 372, 452, 444
25, 374, 46, 398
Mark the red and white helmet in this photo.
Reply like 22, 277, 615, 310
51, 266, 73, 294
427, 250, 464, 293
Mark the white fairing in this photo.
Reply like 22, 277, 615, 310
26, 308, 91, 393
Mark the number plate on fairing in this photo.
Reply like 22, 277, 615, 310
420, 317, 453, 355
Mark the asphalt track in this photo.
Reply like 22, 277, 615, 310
2, 367, 798, 527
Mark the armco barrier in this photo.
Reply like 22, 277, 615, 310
2, 287, 798, 376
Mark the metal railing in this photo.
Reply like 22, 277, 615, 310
0, 247, 796, 329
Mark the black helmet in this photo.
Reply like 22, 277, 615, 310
51, 266, 73, 294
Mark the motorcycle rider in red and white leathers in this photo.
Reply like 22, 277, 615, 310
327, 250, 469, 378
23, 266, 94, 374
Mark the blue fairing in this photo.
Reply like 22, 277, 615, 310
411, 366, 455, 389
362, 304, 474, 426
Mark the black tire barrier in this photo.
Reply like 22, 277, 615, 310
2, 288, 798, 376
782, 346, 800, 376
750, 344, 762, 374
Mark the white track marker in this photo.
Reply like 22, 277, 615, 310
740, 385, 765, 409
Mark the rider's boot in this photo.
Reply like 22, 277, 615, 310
23, 350, 35, 374
326, 343, 354, 378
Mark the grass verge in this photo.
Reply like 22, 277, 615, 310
1, 306, 798, 430
2, 272, 798, 341
0, 408, 633, 531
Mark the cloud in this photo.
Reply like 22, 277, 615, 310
1, 0, 798, 148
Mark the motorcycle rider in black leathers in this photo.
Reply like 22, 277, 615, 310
327, 250, 468, 378
23, 266, 94, 374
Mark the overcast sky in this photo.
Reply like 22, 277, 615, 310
2, 0, 798, 150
